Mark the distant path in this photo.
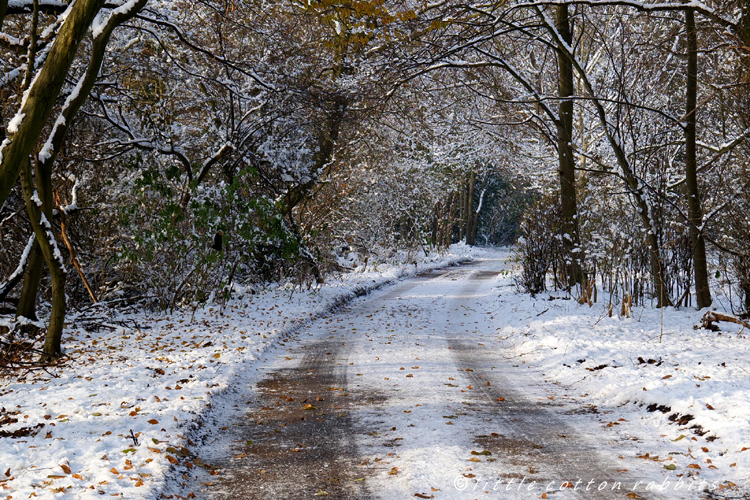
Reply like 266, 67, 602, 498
195, 255, 676, 499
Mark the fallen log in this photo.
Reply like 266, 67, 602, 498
699, 311, 750, 331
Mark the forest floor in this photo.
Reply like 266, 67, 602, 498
1, 247, 749, 500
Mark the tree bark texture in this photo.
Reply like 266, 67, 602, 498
555, 4, 583, 286
0, 0, 106, 208
685, 8, 712, 309
19, 159, 66, 358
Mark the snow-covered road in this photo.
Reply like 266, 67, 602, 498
193, 257, 680, 500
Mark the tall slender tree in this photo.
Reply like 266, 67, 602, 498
684, 8, 712, 309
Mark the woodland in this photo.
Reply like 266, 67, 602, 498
0, 0, 749, 362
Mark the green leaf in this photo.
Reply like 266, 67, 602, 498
664, 464, 676, 470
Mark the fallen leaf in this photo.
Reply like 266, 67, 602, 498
496, 398, 505, 402
388, 467, 399, 475
706, 403, 715, 410
166, 456, 178, 464
470, 450, 492, 456
431, 487, 440, 492
60, 464, 71, 474
414, 494, 434, 499
72, 473, 83, 480
626, 493, 641, 499
467, 457, 482, 462
147, 419, 159, 425
664, 464, 676, 470
701, 447, 709, 453
687, 464, 701, 469
110, 468, 119, 475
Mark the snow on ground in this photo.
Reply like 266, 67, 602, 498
3, 245, 750, 500
493, 250, 750, 498
0, 246, 478, 500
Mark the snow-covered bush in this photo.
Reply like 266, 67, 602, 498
515, 194, 565, 295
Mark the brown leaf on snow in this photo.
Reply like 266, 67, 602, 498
147, 419, 159, 425
3, 469, 9, 477
702, 447, 709, 453
687, 464, 701, 469
72, 473, 83, 480
414, 494, 434, 499
166, 456, 178, 464
110, 468, 119, 475
706, 403, 715, 410
496, 398, 505, 402
60, 464, 71, 474
626, 493, 641, 499
388, 467, 399, 475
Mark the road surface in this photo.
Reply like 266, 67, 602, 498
193, 257, 677, 499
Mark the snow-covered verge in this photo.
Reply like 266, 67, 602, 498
494, 253, 750, 497
0, 245, 485, 500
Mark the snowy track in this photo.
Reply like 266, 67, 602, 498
193, 258, 681, 499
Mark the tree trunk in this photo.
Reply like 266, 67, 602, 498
12, 0, 147, 320
16, 242, 43, 320
446, 191, 457, 247
458, 184, 466, 242
743, 0, 750, 72
740, 0, 750, 129
0, 0, 107, 208
465, 172, 475, 244
555, 4, 583, 287
685, 9, 712, 309
17, 156, 55, 321
19, 159, 66, 359
539, 6, 671, 307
